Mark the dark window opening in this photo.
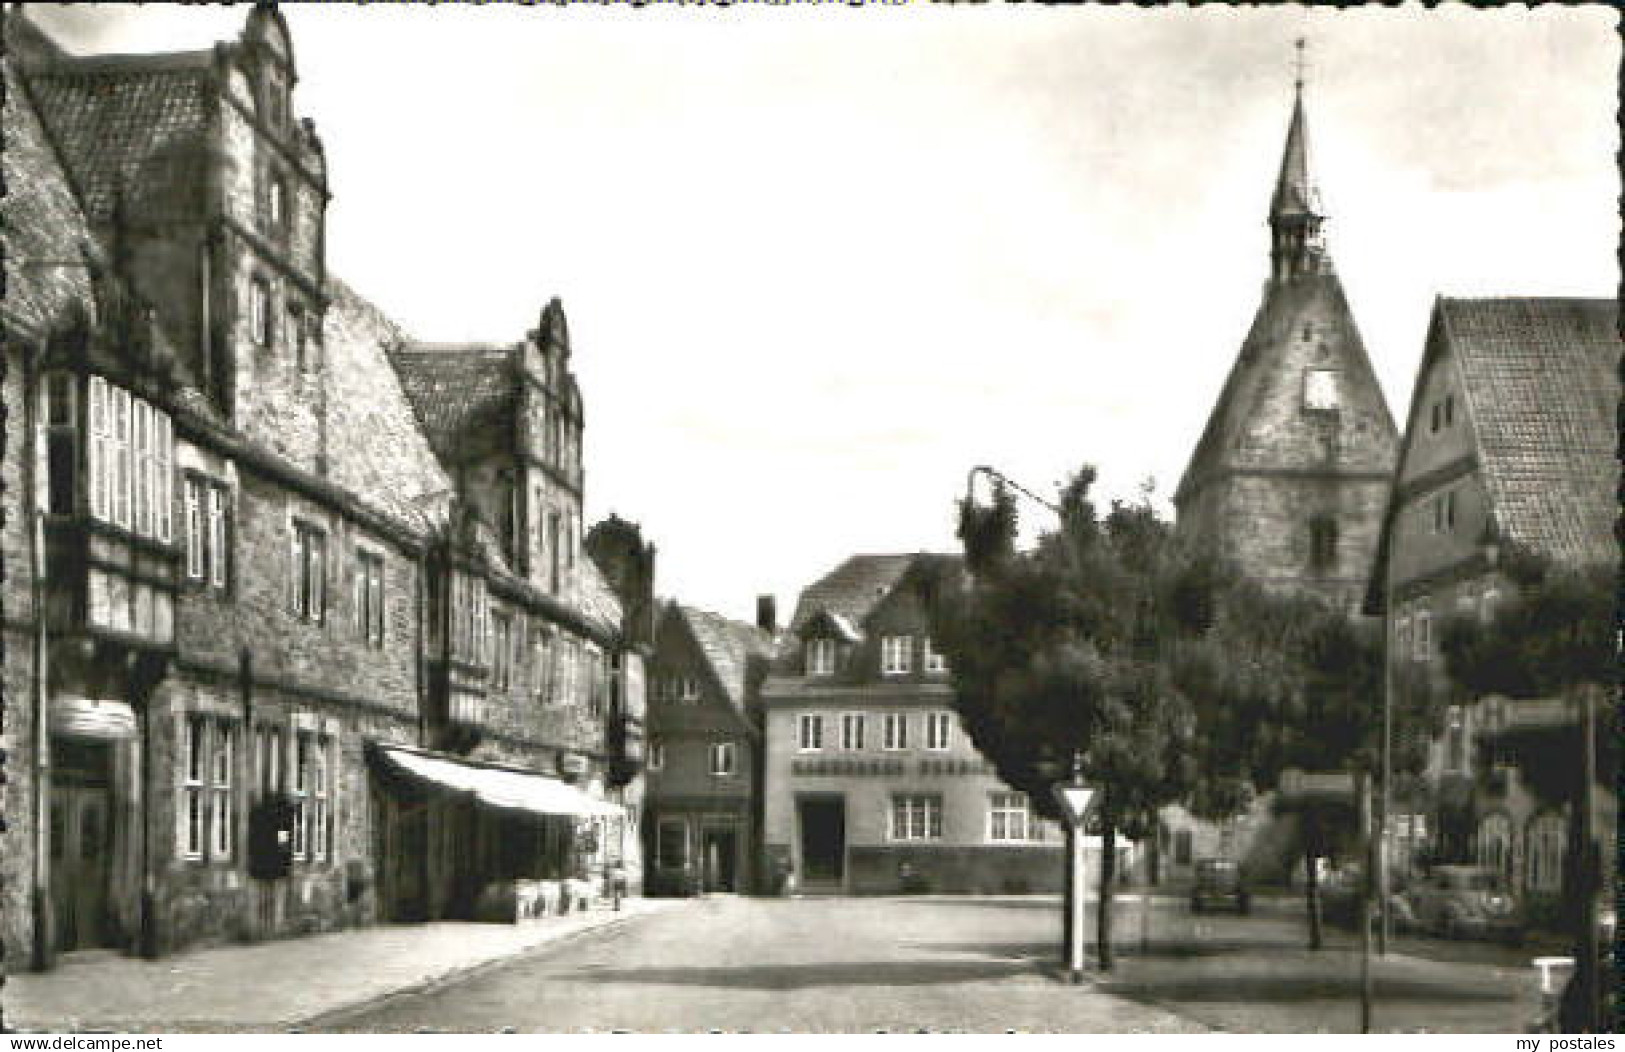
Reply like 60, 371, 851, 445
1309, 515, 1338, 571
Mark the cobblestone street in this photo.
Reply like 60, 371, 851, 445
322, 894, 1534, 1033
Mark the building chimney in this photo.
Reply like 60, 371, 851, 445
756, 594, 777, 635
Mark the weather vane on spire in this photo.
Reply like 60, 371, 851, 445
1294, 36, 1308, 96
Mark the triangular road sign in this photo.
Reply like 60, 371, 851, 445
1051, 785, 1096, 829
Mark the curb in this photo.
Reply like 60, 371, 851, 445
293, 907, 669, 1032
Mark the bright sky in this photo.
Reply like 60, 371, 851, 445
34, 3, 1619, 627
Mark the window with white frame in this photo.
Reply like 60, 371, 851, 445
1479, 813, 1512, 879
448, 570, 490, 666
181, 715, 235, 862
679, 676, 700, 704
269, 174, 288, 234
292, 731, 331, 864
491, 612, 513, 690
531, 631, 554, 703
797, 713, 824, 752
1444, 705, 1469, 772
1527, 814, 1565, 894
841, 712, 866, 751
252, 277, 271, 347
211, 723, 234, 860
807, 638, 836, 676
355, 548, 386, 647
881, 635, 913, 675
988, 791, 1032, 842
208, 485, 227, 588
709, 740, 737, 777
647, 738, 664, 772
257, 724, 284, 796
183, 475, 231, 591
290, 521, 326, 622
587, 645, 607, 718
925, 711, 952, 751
890, 794, 943, 841
882, 711, 909, 751
181, 714, 208, 860
87, 377, 172, 541
923, 637, 948, 673
1413, 603, 1432, 661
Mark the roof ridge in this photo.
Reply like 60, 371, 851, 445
29, 50, 216, 76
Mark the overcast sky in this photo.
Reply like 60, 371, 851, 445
33, 3, 1619, 626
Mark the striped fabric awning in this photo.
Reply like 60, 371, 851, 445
374, 745, 621, 819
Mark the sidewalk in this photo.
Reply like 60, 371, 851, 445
5, 898, 680, 1033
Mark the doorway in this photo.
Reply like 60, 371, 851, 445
797, 796, 846, 888
700, 826, 739, 892
50, 738, 115, 952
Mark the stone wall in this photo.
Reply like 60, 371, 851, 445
847, 845, 1063, 895
2, 626, 39, 965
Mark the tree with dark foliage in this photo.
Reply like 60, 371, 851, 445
928, 468, 1202, 970
1439, 552, 1616, 1032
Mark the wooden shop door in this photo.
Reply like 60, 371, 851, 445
50, 739, 115, 952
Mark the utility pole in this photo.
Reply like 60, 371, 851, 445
1570, 687, 1600, 1030
1358, 769, 1373, 1034
1378, 612, 1393, 956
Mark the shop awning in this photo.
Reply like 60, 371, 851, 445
374, 746, 622, 819
49, 697, 137, 740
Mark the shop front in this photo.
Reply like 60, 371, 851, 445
369, 744, 622, 923
46, 697, 143, 955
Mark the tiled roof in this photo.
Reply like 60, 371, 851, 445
1441, 297, 1619, 567
678, 606, 774, 711
1270, 91, 1318, 219
22, 50, 213, 224
2, 60, 99, 336
1175, 273, 1397, 504
323, 278, 454, 527
784, 554, 919, 637
388, 342, 519, 467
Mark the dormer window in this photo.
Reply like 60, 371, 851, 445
807, 638, 836, 676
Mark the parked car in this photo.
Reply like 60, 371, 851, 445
1190, 858, 1250, 914
1402, 865, 1522, 942
1319, 865, 1363, 925
1318, 864, 1415, 930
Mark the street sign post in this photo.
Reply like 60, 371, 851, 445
1051, 781, 1097, 984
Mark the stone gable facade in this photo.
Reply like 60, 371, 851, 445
2, 7, 646, 967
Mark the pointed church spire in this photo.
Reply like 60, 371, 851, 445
1268, 39, 1328, 284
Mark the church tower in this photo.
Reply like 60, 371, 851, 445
1174, 63, 1399, 612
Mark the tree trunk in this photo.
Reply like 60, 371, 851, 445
1303, 815, 1323, 951
1097, 822, 1117, 971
